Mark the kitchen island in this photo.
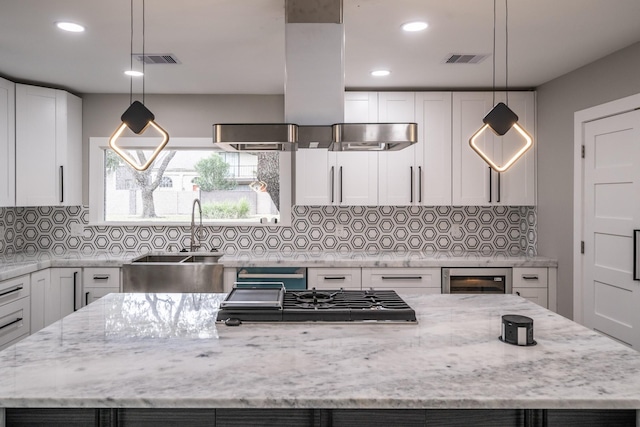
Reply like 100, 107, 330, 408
0, 293, 638, 426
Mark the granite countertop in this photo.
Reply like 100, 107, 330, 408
0, 250, 557, 282
0, 293, 638, 410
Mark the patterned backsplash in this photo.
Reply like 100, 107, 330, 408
0, 205, 537, 257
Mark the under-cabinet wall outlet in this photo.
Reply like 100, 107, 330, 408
451, 224, 462, 238
335, 224, 347, 238
70, 223, 84, 237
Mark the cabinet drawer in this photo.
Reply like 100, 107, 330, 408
0, 274, 30, 306
83, 268, 120, 290
83, 287, 117, 306
307, 268, 361, 289
513, 287, 548, 309
362, 268, 441, 289
0, 296, 30, 350
513, 268, 548, 288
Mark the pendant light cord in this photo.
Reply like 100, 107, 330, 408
142, 0, 145, 105
505, 0, 509, 106
129, 0, 133, 105
492, 0, 496, 106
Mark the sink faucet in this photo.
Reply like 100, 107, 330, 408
190, 198, 203, 252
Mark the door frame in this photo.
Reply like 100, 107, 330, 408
573, 92, 640, 324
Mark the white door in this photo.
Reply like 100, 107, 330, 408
583, 109, 640, 349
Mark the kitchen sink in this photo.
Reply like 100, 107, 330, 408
122, 252, 224, 293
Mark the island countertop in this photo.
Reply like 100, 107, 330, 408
0, 293, 638, 411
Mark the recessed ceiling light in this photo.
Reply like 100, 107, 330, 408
402, 21, 428, 32
371, 70, 391, 77
124, 70, 144, 77
55, 22, 85, 33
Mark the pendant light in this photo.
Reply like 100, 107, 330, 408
469, 0, 532, 173
109, 0, 169, 172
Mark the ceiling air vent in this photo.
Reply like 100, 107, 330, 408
134, 54, 181, 65
445, 54, 489, 64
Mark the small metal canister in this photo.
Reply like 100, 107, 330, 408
500, 314, 536, 346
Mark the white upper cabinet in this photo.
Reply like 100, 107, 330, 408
378, 92, 452, 206
0, 77, 15, 207
295, 92, 378, 206
15, 84, 82, 206
452, 91, 536, 206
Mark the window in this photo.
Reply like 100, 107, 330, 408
89, 137, 291, 225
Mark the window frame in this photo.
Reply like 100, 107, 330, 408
89, 137, 292, 226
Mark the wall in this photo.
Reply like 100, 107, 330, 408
536, 41, 640, 318
0, 205, 535, 257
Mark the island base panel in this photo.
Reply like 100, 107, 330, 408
3, 408, 637, 427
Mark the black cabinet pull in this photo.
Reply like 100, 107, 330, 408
73, 271, 78, 312
497, 172, 501, 203
0, 317, 22, 331
418, 166, 422, 203
522, 275, 539, 280
339, 166, 343, 204
381, 276, 422, 280
410, 166, 414, 203
85, 292, 90, 306
515, 291, 521, 296
59, 165, 64, 203
93, 275, 110, 281
488, 167, 492, 203
330, 166, 335, 203
323, 276, 346, 280
0, 285, 23, 298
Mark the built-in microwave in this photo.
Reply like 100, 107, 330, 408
442, 268, 512, 294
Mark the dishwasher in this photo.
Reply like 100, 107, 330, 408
235, 267, 307, 290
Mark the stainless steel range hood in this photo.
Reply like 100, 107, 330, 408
212, 0, 417, 152
213, 123, 298, 152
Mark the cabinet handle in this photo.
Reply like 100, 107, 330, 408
515, 291, 521, 296
85, 291, 90, 306
418, 166, 422, 203
0, 285, 23, 298
381, 276, 422, 280
339, 166, 343, 204
330, 166, 335, 203
497, 172, 501, 203
93, 275, 110, 281
521, 275, 539, 280
409, 166, 414, 203
0, 317, 22, 331
488, 167, 492, 203
60, 165, 64, 203
73, 271, 78, 312
323, 276, 346, 280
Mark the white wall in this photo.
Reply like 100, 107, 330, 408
81, 93, 285, 203
536, 41, 640, 318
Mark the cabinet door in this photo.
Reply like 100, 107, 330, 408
0, 77, 15, 207
512, 267, 548, 308
295, 149, 335, 205
15, 85, 82, 206
335, 152, 378, 205
308, 268, 362, 289
452, 92, 536, 206
82, 268, 121, 307
0, 297, 30, 350
416, 92, 452, 205
30, 269, 50, 333
513, 287, 548, 308
362, 268, 441, 294
378, 92, 417, 205
47, 268, 81, 326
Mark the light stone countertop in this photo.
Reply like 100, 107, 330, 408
0, 293, 637, 410
0, 250, 557, 282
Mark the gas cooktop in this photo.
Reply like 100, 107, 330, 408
216, 287, 417, 323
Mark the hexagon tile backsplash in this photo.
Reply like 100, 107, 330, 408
0, 205, 537, 256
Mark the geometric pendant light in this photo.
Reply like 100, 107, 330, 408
109, 0, 169, 171
469, 0, 533, 172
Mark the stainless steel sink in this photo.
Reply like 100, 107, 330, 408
122, 252, 224, 293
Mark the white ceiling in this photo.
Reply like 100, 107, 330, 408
1, 0, 639, 95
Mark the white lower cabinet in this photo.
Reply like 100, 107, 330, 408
362, 268, 441, 294
82, 268, 121, 306
308, 268, 362, 289
0, 274, 31, 350
512, 267, 549, 309
31, 268, 81, 334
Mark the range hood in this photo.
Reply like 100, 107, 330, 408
212, 0, 417, 152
